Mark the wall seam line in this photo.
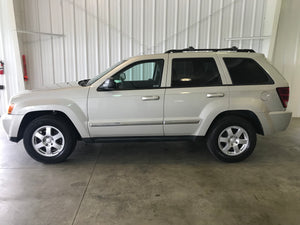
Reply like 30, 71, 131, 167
49, 0, 56, 84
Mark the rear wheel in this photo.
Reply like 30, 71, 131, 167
206, 116, 256, 162
23, 115, 77, 163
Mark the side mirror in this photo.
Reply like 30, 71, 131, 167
97, 78, 116, 91
120, 72, 126, 81
78, 79, 90, 87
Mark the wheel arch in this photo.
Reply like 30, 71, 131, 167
205, 110, 264, 136
16, 111, 82, 142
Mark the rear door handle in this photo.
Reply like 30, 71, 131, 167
142, 96, 160, 101
206, 93, 225, 98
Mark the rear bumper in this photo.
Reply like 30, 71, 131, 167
257, 111, 292, 135
1, 113, 24, 142
269, 111, 292, 131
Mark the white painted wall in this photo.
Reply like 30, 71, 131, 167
13, 0, 279, 90
0, 0, 24, 115
272, 0, 300, 116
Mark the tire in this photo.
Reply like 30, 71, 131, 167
206, 116, 256, 163
23, 115, 77, 163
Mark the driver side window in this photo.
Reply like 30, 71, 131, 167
112, 59, 164, 90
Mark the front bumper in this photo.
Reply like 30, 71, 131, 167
1, 113, 24, 142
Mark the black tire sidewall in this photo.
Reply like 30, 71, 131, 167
23, 116, 76, 163
207, 116, 256, 163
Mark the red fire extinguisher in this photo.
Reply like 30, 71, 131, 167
0, 60, 4, 75
22, 55, 28, 81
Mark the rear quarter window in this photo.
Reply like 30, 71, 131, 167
223, 58, 274, 85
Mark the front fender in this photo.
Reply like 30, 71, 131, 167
13, 99, 90, 138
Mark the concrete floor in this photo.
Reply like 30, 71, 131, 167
1, 119, 300, 225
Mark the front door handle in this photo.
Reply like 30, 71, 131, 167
206, 93, 225, 98
142, 96, 160, 101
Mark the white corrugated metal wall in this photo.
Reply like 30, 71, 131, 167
0, 0, 24, 115
273, 0, 300, 116
13, 0, 278, 90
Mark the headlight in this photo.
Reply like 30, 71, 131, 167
7, 103, 15, 114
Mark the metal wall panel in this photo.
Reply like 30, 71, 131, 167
273, 0, 300, 116
50, 0, 65, 84
0, 0, 25, 115
14, 0, 276, 89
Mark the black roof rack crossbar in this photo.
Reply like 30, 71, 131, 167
165, 46, 255, 53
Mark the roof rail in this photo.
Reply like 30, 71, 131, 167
165, 46, 255, 53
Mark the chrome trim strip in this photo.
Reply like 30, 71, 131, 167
89, 119, 200, 127
164, 119, 200, 125
89, 121, 163, 127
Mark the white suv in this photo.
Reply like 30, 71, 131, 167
1, 47, 292, 163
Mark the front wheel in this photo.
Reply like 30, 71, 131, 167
206, 116, 256, 163
23, 115, 77, 163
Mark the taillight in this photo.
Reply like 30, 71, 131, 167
276, 87, 289, 108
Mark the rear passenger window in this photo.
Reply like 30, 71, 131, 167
171, 58, 222, 87
223, 58, 274, 85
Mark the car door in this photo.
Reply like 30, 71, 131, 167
88, 55, 168, 137
163, 53, 230, 136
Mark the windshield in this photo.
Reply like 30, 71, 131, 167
86, 60, 126, 86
